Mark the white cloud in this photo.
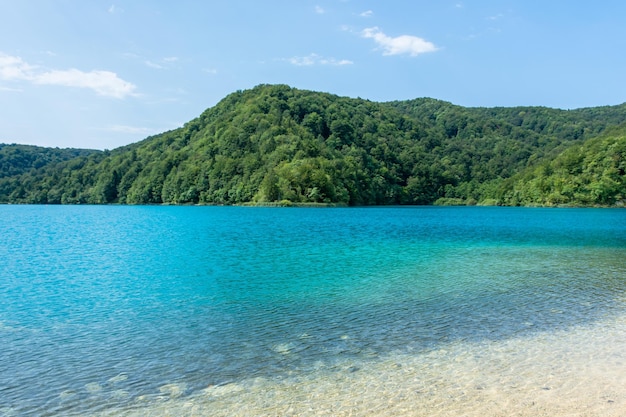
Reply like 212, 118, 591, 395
0, 85, 22, 92
143, 56, 180, 70
0, 53, 35, 80
106, 125, 153, 135
361, 27, 438, 57
289, 55, 316, 66
360, 10, 374, 17
315, 5, 325, 14
0, 52, 136, 98
145, 60, 164, 69
327, 58, 353, 66
35, 69, 136, 98
287, 53, 353, 66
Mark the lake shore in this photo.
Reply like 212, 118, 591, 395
93, 313, 626, 417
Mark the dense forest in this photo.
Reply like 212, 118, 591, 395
0, 84, 625, 206
0, 144, 98, 179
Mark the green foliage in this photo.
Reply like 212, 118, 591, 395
1, 84, 626, 206
0, 144, 98, 179
497, 126, 626, 206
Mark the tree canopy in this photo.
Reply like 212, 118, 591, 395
1, 84, 625, 206
0, 144, 98, 179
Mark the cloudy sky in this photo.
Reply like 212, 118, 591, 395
1, 1, 625, 149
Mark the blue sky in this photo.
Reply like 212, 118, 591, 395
1, 1, 625, 150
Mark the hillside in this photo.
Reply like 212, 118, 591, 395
0, 84, 625, 206
0, 144, 99, 179
498, 125, 626, 206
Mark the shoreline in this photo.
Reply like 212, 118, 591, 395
89, 313, 626, 417
1, 200, 625, 208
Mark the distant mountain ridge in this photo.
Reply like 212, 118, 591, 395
1, 84, 624, 206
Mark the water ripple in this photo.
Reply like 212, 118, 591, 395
1, 206, 625, 415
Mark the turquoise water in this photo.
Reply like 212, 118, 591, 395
1, 206, 625, 416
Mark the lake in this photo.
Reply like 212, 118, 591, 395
1, 206, 625, 416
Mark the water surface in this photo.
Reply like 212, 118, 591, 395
1, 206, 625, 416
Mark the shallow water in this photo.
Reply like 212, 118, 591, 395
90, 314, 626, 417
1, 206, 625, 416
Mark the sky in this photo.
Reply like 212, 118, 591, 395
1, 1, 625, 150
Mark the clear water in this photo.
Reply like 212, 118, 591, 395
1, 206, 625, 416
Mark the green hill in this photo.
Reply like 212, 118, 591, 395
0, 144, 99, 179
498, 125, 626, 206
1, 84, 625, 206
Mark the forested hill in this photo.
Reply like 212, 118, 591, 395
0, 84, 625, 206
0, 144, 100, 179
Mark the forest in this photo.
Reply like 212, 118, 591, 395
0, 84, 624, 206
